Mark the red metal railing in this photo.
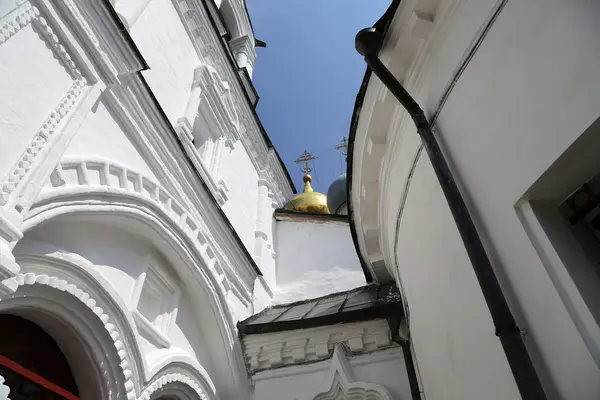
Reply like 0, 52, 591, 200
0, 354, 80, 400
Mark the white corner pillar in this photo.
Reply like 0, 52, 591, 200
254, 177, 276, 289
229, 35, 256, 77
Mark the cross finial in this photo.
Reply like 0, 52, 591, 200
335, 136, 349, 160
295, 150, 317, 175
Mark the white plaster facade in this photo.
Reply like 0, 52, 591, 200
0, 0, 410, 399
351, 0, 600, 399
273, 216, 365, 304
250, 343, 410, 400
0, 0, 292, 398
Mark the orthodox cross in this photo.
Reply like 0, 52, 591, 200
295, 150, 317, 175
335, 136, 349, 160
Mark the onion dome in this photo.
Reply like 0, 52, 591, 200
327, 173, 348, 215
283, 174, 330, 214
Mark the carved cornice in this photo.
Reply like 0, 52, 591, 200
102, 80, 258, 307
242, 319, 396, 373
40, 157, 251, 307
171, 0, 293, 205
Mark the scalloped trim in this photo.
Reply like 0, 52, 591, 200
138, 373, 207, 400
5, 272, 137, 400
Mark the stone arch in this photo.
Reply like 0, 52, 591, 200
139, 372, 209, 400
219, 0, 243, 39
19, 173, 250, 397
0, 268, 139, 399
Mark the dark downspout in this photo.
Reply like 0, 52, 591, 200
355, 28, 547, 399
387, 316, 423, 400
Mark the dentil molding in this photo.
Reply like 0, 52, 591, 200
242, 319, 396, 373
38, 157, 251, 308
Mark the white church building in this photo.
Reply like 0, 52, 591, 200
0, 0, 598, 399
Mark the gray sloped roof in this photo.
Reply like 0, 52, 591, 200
238, 283, 403, 335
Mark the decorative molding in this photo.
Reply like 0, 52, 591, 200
138, 372, 207, 400
219, 0, 253, 40
0, 78, 87, 207
171, 0, 293, 206
251, 347, 404, 382
314, 343, 393, 400
40, 157, 250, 306
130, 256, 181, 349
103, 82, 255, 310
0, 5, 89, 208
13, 241, 225, 399
242, 319, 396, 373
0, 5, 38, 45
32, 13, 84, 79
2, 272, 138, 400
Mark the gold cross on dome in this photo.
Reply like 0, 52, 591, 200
295, 150, 317, 175
335, 136, 349, 159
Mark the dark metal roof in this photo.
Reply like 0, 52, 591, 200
238, 283, 403, 335
273, 208, 349, 223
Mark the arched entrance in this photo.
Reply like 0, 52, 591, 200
0, 314, 79, 399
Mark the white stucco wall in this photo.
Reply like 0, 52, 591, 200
129, 0, 200, 126
252, 348, 410, 400
63, 97, 158, 181
220, 144, 259, 253
362, 0, 600, 398
395, 155, 519, 400
22, 220, 218, 379
0, 14, 73, 179
431, 1, 600, 397
274, 219, 365, 304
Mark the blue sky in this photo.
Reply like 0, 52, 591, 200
247, 0, 391, 193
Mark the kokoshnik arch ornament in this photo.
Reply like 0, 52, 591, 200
313, 344, 393, 400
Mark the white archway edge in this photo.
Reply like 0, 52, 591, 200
11, 239, 220, 400
146, 350, 216, 395
2, 271, 138, 400
34, 156, 251, 307
21, 171, 251, 397
314, 344, 393, 400
138, 373, 207, 400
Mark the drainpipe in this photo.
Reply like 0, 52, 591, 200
355, 27, 547, 400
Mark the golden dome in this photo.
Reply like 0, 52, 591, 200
283, 174, 330, 214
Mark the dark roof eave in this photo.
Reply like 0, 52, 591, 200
273, 208, 349, 223
238, 302, 402, 335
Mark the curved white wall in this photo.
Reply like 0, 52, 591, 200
369, 0, 600, 398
